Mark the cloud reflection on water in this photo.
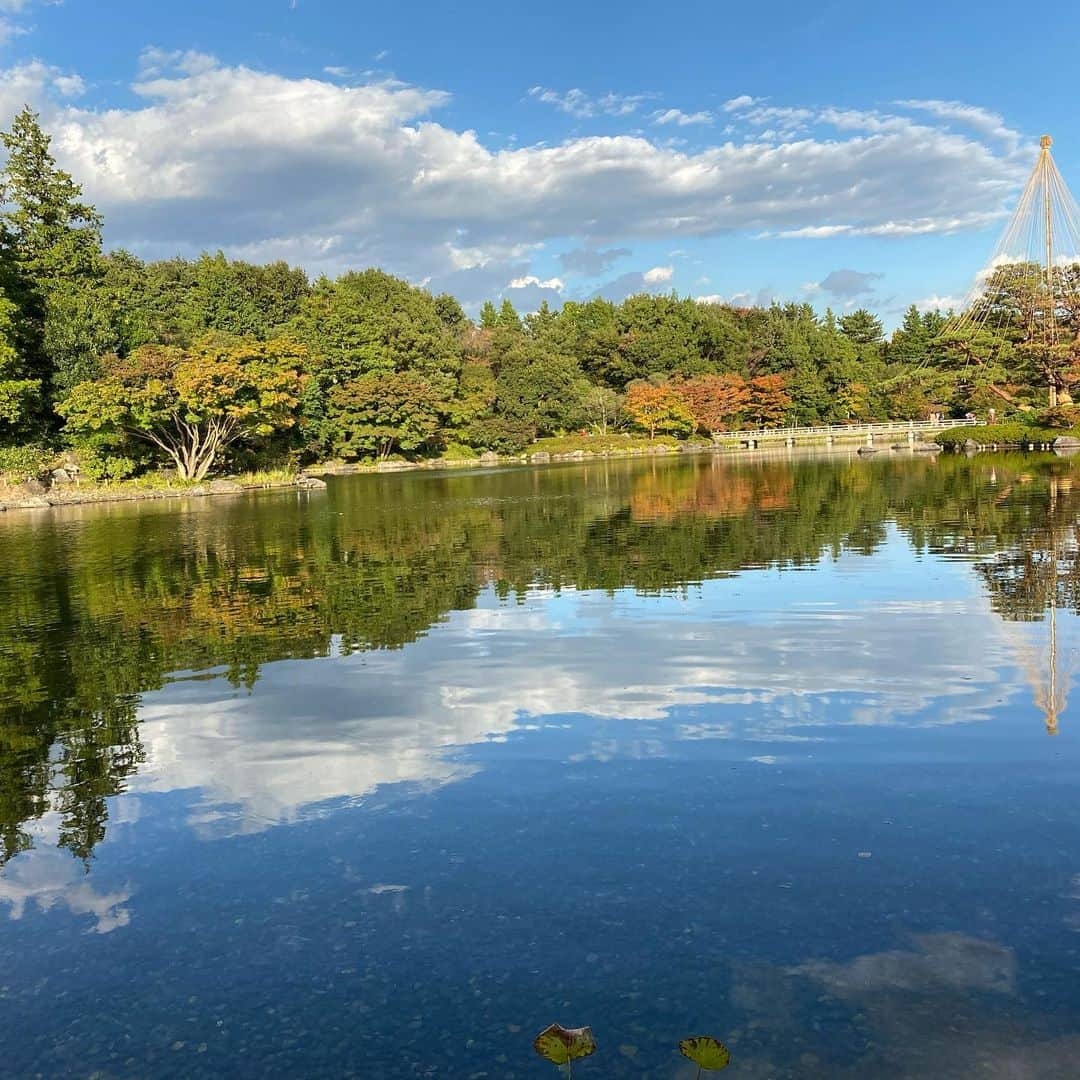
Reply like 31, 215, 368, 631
128, 545, 1027, 837
0, 815, 132, 934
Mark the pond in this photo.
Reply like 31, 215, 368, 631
2, 450, 1080, 1078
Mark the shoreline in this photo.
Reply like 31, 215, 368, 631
0, 475, 327, 513
0, 436, 945, 515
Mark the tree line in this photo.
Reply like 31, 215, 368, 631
0, 107, 1073, 482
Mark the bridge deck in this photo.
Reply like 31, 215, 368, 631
717, 419, 984, 442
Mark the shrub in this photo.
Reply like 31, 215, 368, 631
1036, 404, 1080, 429
0, 444, 53, 482
76, 445, 138, 482
934, 422, 1062, 448
441, 442, 479, 460
462, 416, 536, 454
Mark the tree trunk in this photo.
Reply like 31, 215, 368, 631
986, 383, 1019, 405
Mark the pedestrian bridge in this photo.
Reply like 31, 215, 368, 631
718, 418, 983, 449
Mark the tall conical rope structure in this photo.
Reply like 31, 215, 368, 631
949, 134, 1080, 405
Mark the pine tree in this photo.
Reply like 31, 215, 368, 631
888, 305, 932, 364
0, 106, 106, 400
838, 308, 884, 346
497, 298, 521, 330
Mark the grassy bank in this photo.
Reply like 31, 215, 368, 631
933, 423, 1080, 448
0, 455, 321, 511
528, 434, 685, 456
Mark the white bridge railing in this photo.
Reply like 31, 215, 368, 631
718, 418, 985, 440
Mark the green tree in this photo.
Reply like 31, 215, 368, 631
495, 340, 587, 434
888, 305, 933, 364
446, 356, 497, 442
0, 291, 38, 435
293, 269, 460, 387
838, 308, 884, 346
433, 292, 467, 331
497, 298, 521, 331
327, 371, 445, 460
550, 299, 629, 387
0, 106, 105, 398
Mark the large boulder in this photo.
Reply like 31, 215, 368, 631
530, 451, 551, 464
1053, 435, 1080, 449
297, 476, 327, 490
209, 478, 244, 494
480, 451, 500, 465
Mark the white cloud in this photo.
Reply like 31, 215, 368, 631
528, 85, 649, 119
896, 98, 1022, 149
722, 94, 759, 112
508, 273, 564, 291
915, 294, 963, 312
695, 289, 766, 307
643, 264, 674, 283
51, 72, 84, 97
136, 46, 217, 78
653, 108, 713, 127
776, 212, 1007, 239
0, 55, 1029, 297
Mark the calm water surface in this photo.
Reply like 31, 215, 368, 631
2, 451, 1080, 1078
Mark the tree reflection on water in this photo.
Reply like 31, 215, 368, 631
1, 451, 1079, 866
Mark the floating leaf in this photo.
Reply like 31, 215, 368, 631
533, 1024, 597, 1070
679, 1035, 731, 1071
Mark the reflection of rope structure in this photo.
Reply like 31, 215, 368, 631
949, 136, 1080, 405
1003, 550, 1075, 735
1003, 478, 1079, 734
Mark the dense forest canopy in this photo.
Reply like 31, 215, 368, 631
1, 107, 1080, 480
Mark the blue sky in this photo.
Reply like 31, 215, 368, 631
3, 0, 1077, 323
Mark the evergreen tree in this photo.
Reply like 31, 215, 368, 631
497, 298, 521, 331
838, 308, 884, 346
0, 106, 106, 399
0, 290, 36, 437
888, 305, 933, 364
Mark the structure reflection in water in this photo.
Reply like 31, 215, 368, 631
3, 453, 1080, 1077
1, 451, 1079, 865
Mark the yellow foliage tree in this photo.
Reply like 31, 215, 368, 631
59, 337, 306, 480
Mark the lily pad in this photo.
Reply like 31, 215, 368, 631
679, 1035, 730, 1071
533, 1024, 597, 1069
